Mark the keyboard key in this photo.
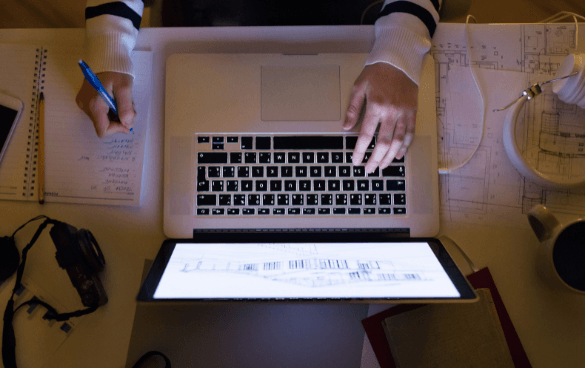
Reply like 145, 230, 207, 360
368, 137, 376, 149
208, 166, 220, 177
348, 208, 361, 214
241, 137, 253, 149
252, 167, 264, 177
212, 136, 224, 143
197, 180, 209, 192
270, 180, 282, 191
353, 166, 366, 177
318, 208, 331, 215
228, 208, 240, 215
244, 152, 256, 163
281, 166, 293, 177
292, 194, 304, 205
295, 166, 308, 177
357, 180, 369, 191
343, 180, 354, 191
372, 180, 383, 191
267, 166, 279, 177
339, 166, 351, 177
237, 166, 249, 178
333, 208, 346, 215
288, 208, 301, 215
212, 143, 224, 150
277, 194, 289, 205
394, 207, 407, 214
274, 152, 286, 163
223, 166, 235, 177
307, 194, 318, 205
350, 194, 362, 205
227, 136, 238, 143
314, 180, 326, 191
212, 208, 224, 215
198, 152, 228, 164
364, 208, 376, 214
328, 180, 340, 191
303, 152, 314, 163
263, 194, 275, 205
197, 194, 216, 206
321, 194, 333, 205
345, 152, 353, 163
379, 207, 391, 214
226, 181, 238, 191
379, 194, 391, 205
299, 180, 311, 191
197, 208, 210, 215
259, 208, 270, 215
387, 180, 406, 191
273, 136, 343, 150
241, 180, 253, 191
345, 136, 357, 149
336, 194, 347, 205
230, 152, 242, 164
310, 166, 322, 177
243, 208, 255, 215
219, 194, 231, 205
284, 180, 296, 191
273, 208, 285, 215
197, 136, 210, 143
393, 156, 405, 163
259, 152, 271, 163
382, 166, 405, 177
288, 152, 300, 163
256, 180, 268, 191
368, 168, 380, 177
364, 194, 377, 205
256, 136, 271, 150
324, 166, 336, 177
332, 152, 344, 163
197, 166, 206, 181
303, 208, 316, 215
248, 194, 261, 205
317, 152, 329, 163
212, 180, 224, 191
234, 195, 245, 205
394, 193, 406, 205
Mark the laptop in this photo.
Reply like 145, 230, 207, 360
163, 53, 439, 238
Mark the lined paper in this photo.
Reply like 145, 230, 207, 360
43, 47, 152, 205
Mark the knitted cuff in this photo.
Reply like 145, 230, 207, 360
85, 32, 135, 78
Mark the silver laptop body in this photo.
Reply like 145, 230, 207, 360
164, 53, 439, 237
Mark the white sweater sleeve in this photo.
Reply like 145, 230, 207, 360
84, 0, 144, 77
366, 0, 442, 85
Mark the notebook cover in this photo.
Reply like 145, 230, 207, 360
361, 267, 532, 368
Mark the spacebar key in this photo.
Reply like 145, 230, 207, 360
197, 152, 228, 164
273, 136, 343, 150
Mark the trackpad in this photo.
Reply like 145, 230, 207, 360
261, 65, 340, 121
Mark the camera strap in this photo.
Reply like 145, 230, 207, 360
2, 217, 99, 368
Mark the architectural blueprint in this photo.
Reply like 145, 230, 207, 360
433, 23, 585, 228
153, 242, 460, 299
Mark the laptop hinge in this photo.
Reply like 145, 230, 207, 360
193, 228, 410, 237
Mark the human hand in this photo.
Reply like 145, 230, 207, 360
343, 62, 418, 173
75, 72, 136, 138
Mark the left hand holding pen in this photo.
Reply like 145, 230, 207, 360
76, 72, 136, 138
343, 62, 418, 173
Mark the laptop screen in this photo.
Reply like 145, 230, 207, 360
138, 234, 477, 303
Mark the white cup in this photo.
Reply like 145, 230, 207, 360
527, 205, 585, 294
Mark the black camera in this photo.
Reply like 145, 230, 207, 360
49, 221, 108, 307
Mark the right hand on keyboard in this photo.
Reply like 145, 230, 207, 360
342, 63, 418, 173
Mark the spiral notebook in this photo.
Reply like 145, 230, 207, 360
0, 43, 152, 206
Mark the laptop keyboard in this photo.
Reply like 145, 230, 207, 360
195, 134, 406, 216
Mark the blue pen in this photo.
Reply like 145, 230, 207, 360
78, 60, 133, 132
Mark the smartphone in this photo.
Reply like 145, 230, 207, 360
0, 92, 24, 163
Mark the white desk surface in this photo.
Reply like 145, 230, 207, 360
1, 25, 584, 368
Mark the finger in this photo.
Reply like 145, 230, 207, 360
87, 96, 112, 138
364, 114, 396, 173
343, 84, 366, 130
379, 114, 408, 169
103, 122, 131, 137
395, 111, 416, 160
114, 83, 136, 129
352, 103, 380, 166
